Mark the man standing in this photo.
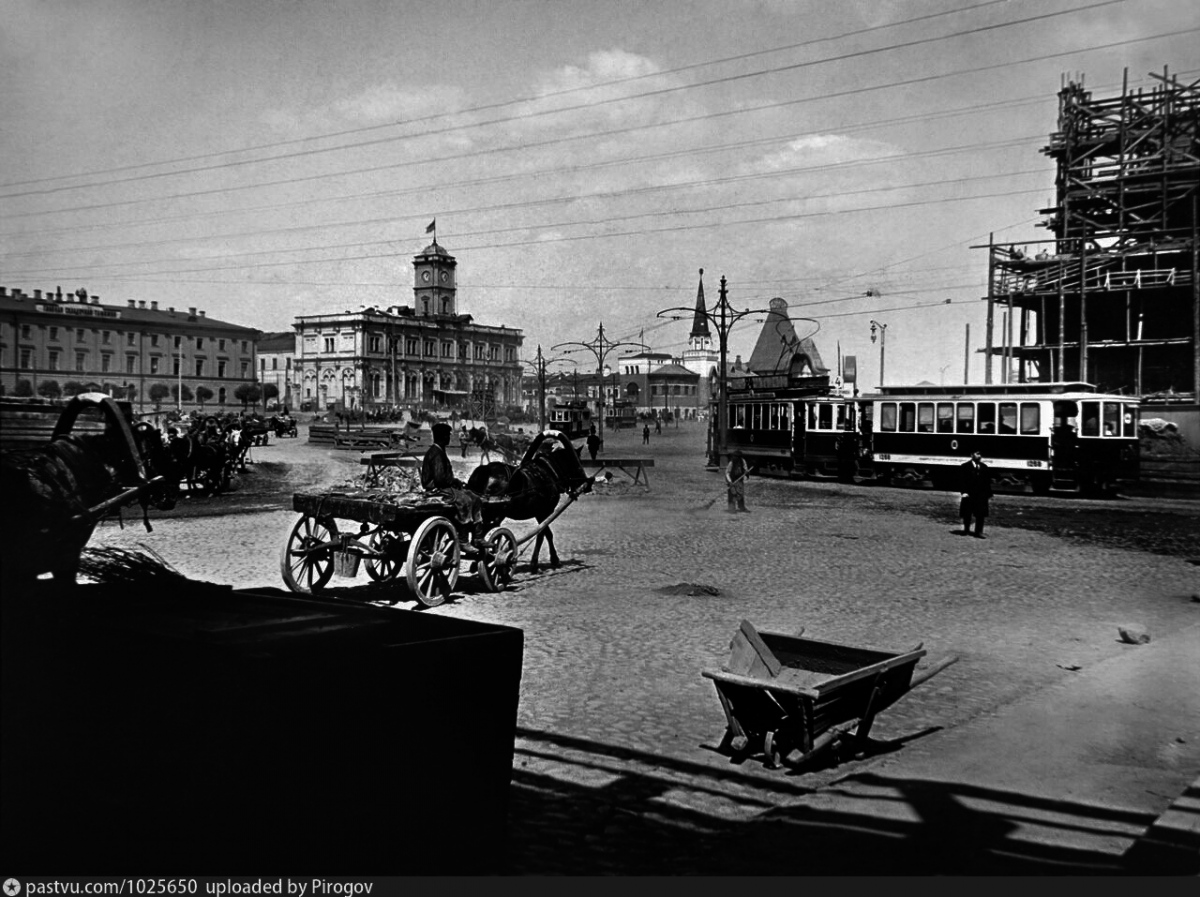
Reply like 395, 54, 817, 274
959, 451, 993, 538
586, 430, 601, 461
725, 450, 750, 513
642, 424, 651, 445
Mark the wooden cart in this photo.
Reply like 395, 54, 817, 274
279, 491, 518, 607
703, 619, 959, 770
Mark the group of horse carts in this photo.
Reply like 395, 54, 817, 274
280, 429, 594, 606
160, 412, 296, 497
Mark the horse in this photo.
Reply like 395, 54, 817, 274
167, 417, 234, 496
465, 430, 593, 574
0, 394, 182, 592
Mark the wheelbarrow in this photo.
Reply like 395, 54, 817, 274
703, 619, 959, 770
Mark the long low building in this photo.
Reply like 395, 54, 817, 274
0, 285, 262, 415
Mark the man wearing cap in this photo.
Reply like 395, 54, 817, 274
422, 422, 484, 541
959, 451, 993, 538
725, 450, 750, 512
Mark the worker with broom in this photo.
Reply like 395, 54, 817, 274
725, 450, 751, 513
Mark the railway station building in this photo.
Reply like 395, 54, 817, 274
289, 240, 524, 416
0, 285, 261, 415
979, 68, 1199, 443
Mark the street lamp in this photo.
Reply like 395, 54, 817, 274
553, 323, 648, 446
870, 320, 888, 387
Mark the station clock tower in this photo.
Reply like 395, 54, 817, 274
412, 239, 458, 317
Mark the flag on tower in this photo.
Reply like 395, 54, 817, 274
425, 219, 437, 234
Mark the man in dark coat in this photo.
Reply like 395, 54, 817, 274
586, 430, 601, 461
422, 423, 483, 540
959, 451, 993, 538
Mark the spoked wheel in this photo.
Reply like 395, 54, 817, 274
405, 516, 460, 607
364, 529, 404, 581
280, 515, 339, 594
478, 526, 518, 592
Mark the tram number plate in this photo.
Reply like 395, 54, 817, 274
1026, 460, 1044, 468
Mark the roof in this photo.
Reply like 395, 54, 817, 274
416, 240, 454, 260
0, 288, 260, 336
689, 269, 710, 339
746, 297, 827, 376
257, 331, 295, 353
650, 362, 699, 379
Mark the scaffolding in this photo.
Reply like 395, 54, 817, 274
980, 68, 1200, 403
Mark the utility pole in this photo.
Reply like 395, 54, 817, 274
553, 323, 648, 447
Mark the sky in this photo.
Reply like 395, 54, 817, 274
2, 0, 1198, 388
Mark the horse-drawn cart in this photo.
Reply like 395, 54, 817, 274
280, 429, 594, 607
704, 620, 959, 770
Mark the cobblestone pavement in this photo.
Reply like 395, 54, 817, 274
88, 422, 1200, 874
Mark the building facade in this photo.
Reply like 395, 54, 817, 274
291, 241, 524, 415
256, 331, 295, 411
0, 285, 261, 415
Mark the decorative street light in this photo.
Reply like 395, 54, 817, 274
869, 320, 888, 387
657, 272, 778, 467
553, 323, 648, 446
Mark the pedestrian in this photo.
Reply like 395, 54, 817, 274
458, 425, 469, 458
725, 450, 750, 512
586, 430, 601, 460
643, 424, 650, 445
959, 451, 993, 538
655, 418, 661, 435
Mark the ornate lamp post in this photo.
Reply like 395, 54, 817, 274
870, 320, 888, 387
553, 323, 648, 446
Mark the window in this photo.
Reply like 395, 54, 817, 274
240, 362, 249, 377
818, 403, 833, 429
76, 352, 86, 372
101, 354, 112, 373
442, 341, 452, 358
241, 341, 248, 352
406, 338, 418, 356
956, 403, 975, 433
1081, 401, 1100, 436
195, 359, 204, 377
422, 298, 430, 315
126, 356, 136, 375
369, 336, 381, 353
936, 403, 954, 433
195, 338, 204, 350
77, 329, 85, 342
48, 350, 60, 371
424, 340, 435, 356
474, 344, 484, 360
998, 403, 1018, 435
441, 298, 449, 314
20, 324, 30, 338
19, 348, 33, 369
150, 357, 160, 375
127, 332, 136, 346
1102, 402, 1121, 437
173, 358, 181, 376
102, 331, 111, 344
899, 402, 916, 432
218, 339, 226, 351
323, 337, 335, 353
879, 403, 897, 432
917, 402, 934, 433
49, 326, 59, 341
272, 358, 278, 370
1123, 404, 1137, 438
1020, 403, 1040, 435
218, 360, 227, 377
150, 334, 159, 347
976, 403, 995, 434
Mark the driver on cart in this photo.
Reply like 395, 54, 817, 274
421, 422, 485, 546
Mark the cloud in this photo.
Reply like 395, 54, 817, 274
261, 81, 469, 134
748, 133, 902, 173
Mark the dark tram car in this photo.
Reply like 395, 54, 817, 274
792, 396, 873, 480
868, 382, 1139, 494
547, 400, 593, 442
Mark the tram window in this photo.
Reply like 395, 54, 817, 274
807, 405, 817, 429
1081, 401, 1100, 436
999, 403, 1018, 435
917, 403, 934, 433
956, 403, 975, 433
977, 403, 996, 434
880, 403, 897, 432
733, 406, 746, 428
899, 402, 916, 432
818, 403, 833, 429
1103, 402, 1120, 437
1123, 404, 1137, 438
1020, 403, 1040, 434
836, 404, 847, 430
937, 403, 954, 433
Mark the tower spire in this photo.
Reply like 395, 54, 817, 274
689, 268, 710, 339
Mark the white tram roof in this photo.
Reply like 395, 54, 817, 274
869, 382, 1137, 401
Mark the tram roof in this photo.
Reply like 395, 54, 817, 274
870, 382, 1134, 399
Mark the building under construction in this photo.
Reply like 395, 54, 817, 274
981, 67, 1199, 441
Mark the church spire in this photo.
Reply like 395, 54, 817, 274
689, 268, 710, 339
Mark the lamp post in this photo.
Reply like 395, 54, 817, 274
553, 323, 648, 447
870, 320, 888, 387
175, 336, 185, 411
657, 273, 777, 466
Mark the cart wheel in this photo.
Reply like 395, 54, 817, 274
763, 730, 784, 770
364, 529, 403, 581
280, 515, 339, 594
405, 516, 460, 607
478, 526, 517, 592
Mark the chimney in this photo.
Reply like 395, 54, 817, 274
34, 289, 42, 299
128, 299, 136, 307
0, 287, 7, 298
91, 296, 100, 304
151, 301, 158, 310
199, 310, 206, 318
139, 301, 147, 309
188, 307, 196, 316
168, 307, 175, 314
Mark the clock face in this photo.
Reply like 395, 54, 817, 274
440, 271, 448, 283
422, 271, 431, 282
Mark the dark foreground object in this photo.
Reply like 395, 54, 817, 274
2, 582, 523, 874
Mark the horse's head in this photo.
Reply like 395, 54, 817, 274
465, 461, 514, 497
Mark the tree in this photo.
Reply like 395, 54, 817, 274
263, 383, 279, 404
195, 385, 214, 407
171, 383, 193, 403
63, 380, 85, 397
234, 383, 262, 410
149, 383, 170, 410
37, 380, 62, 400
14, 379, 34, 397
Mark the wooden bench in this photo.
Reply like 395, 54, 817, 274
582, 457, 654, 488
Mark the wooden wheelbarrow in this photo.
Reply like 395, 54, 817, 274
703, 620, 959, 770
